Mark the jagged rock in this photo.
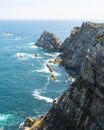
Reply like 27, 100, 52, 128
39, 21, 104, 130
37, 77, 104, 130
20, 22, 104, 130
35, 31, 62, 50
61, 22, 104, 70
61, 21, 104, 86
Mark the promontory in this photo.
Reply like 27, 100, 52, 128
20, 21, 104, 130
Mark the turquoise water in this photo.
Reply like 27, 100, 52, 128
0, 20, 82, 130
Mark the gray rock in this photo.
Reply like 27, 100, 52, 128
35, 31, 62, 50
20, 22, 104, 130
61, 21, 104, 73
40, 21, 104, 130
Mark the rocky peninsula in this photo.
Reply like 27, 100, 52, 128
20, 21, 104, 130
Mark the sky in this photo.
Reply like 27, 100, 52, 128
0, 0, 104, 20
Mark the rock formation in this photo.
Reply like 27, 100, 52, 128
20, 22, 104, 130
40, 21, 104, 130
35, 31, 62, 50
61, 22, 104, 73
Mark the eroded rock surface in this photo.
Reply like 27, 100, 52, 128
39, 22, 104, 130
39, 77, 104, 130
35, 31, 62, 50
20, 22, 104, 130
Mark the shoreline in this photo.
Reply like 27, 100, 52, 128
19, 21, 104, 130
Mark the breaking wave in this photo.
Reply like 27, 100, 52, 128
33, 90, 53, 103
16, 52, 42, 60
35, 64, 50, 73
0, 114, 14, 129
0, 32, 13, 36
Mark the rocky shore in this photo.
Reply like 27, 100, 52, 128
20, 21, 104, 130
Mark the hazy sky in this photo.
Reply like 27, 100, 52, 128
0, 0, 104, 20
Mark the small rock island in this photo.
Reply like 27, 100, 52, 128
35, 31, 62, 50
20, 22, 104, 130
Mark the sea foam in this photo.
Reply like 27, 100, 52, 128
33, 90, 53, 103
35, 64, 50, 73
0, 114, 13, 123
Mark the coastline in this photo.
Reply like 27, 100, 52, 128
20, 21, 104, 130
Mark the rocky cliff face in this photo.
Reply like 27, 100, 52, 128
38, 22, 104, 130
61, 22, 104, 72
35, 31, 62, 50
61, 21, 104, 86
20, 22, 104, 130
38, 77, 104, 130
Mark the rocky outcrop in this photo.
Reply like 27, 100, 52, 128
35, 31, 62, 50
20, 22, 104, 130
61, 22, 104, 73
39, 21, 104, 130
61, 21, 104, 86
39, 76, 104, 130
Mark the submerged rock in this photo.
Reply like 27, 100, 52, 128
46, 63, 53, 72
51, 73, 57, 81
48, 58, 62, 64
35, 31, 62, 50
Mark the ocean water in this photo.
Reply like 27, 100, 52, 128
0, 20, 82, 130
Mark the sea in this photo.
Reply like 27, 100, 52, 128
0, 20, 83, 130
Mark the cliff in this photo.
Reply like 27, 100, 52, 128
35, 31, 62, 50
20, 22, 104, 130
39, 21, 104, 130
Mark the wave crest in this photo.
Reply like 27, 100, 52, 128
33, 90, 53, 103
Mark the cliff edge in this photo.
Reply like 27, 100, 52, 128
20, 22, 104, 130
40, 21, 104, 130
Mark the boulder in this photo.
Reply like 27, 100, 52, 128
35, 31, 62, 50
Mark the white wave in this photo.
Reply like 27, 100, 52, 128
28, 43, 42, 49
0, 32, 13, 36
44, 53, 55, 57
16, 53, 24, 58
27, 42, 36, 45
16, 52, 41, 60
32, 54, 42, 59
28, 44, 38, 49
29, 46, 37, 49
53, 71, 61, 76
0, 114, 13, 122
35, 64, 50, 73
70, 77, 75, 82
33, 90, 53, 103
52, 52, 62, 56
44, 52, 62, 58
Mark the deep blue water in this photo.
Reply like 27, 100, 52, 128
0, 20, 82, 130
